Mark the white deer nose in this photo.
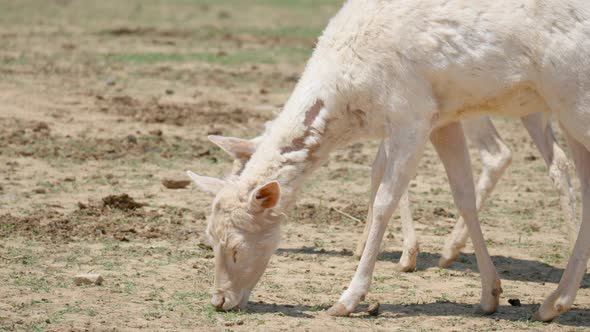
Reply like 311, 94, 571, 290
211, 294, 225, 311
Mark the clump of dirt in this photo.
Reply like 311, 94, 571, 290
0, 118, 51, 148
0, 195, 203, 242
102, 194, 145, 210
32, 121, 50, 133
433, 207, 455, 218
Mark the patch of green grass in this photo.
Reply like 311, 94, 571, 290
309, 304, 329, 312
173, 291, 209, 301
430, 187, 444, 195
155, 290, 209, 313
199, 304, 218, 322
86, 307, 98, 317
12, 277, 51, 292
262, 281, 282, 291
247, 26, 322, 39
171, 0, 341, 7
373, 284, 397, 293
198, 25, 323, 40
0, 223, 15, 233
106, 47, 311, 65
198, 304, 249, 324
143, 311, 163, 319
103, 262, 116, 270
538, 252, 563, 265
100, 240, 122, 253
374, 275, 394, 282
520, 222, 540, 236
431, 226, 450, 236
458, 256, 471, 264
112, 281, 137, 295
435, 293, 451, 303
510, 319, 546, 329
0, 56, 26, 66
47, 306, 82, 324
313, 239, 326, 248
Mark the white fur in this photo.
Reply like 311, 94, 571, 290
190, 0, 590, 321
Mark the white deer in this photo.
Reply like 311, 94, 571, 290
208, 114, 578, 273
356, 114, 578, 272
188, 0, 590, 322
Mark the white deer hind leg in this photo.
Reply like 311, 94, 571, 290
440, 116, 511, 267
431, 122, 502, 314
521, 113, 579, 246
355, 143, 418, 272
397, 191, 419, 272
534, 127, 590, 322
327, 125, 429, 316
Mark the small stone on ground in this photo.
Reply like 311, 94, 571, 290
162, 178, 191, 189
367, 302, 380, 316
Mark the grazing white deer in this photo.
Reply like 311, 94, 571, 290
355, 114, 578, 272
188, 0, 590, 322
207, 112, 578, 274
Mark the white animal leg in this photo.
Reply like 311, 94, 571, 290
397, 191, 419, 272
431, 122, 502, 314
355, 142, 386, 258
440, 116, 512, 267
327, 125, 429, 316
534, 127, 590, 321
355, 144, 419, 272
521, 113, 579, 246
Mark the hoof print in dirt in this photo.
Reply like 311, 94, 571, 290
74, 273, 104, 286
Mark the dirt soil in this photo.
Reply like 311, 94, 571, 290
0, 1, 588, 331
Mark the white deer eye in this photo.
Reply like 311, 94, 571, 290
232, 250, 238, 263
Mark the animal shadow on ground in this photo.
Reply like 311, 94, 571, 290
277, 248, 590, 286
273, 248, 589, 326
248, 301, 589, 327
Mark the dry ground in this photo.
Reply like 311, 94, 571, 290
0, 1, 588, 331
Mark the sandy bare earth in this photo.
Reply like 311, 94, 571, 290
0, 1, 588, 331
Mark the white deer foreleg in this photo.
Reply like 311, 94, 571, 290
355, 142, 386, 258
327, 125, 429, 316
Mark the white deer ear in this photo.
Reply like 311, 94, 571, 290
186, 171, 225, 195
208, 135, 257, 160
250, 181, 281, 210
